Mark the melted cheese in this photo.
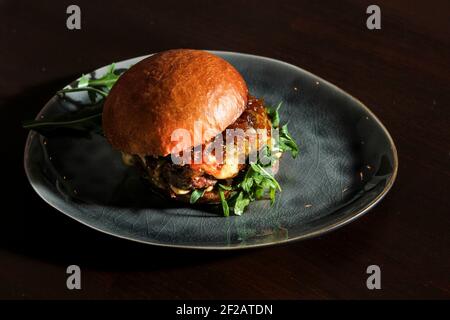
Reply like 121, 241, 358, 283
211, 160, 239, 179
170, 185, 190, 195
192, 154, 240, 179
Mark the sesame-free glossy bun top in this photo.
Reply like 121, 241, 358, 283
102, 49, 248, 156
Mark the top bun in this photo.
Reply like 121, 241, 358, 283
102, 49, 248, 156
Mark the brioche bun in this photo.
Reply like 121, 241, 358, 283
102, 49, 248, 156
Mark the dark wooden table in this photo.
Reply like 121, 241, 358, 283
1, 0, 449, 299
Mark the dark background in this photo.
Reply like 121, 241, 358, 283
0, 0, 449, 299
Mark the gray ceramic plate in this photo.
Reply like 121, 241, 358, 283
24, 51, 398, 249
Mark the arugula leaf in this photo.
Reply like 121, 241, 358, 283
87, 63, 120, 91
57, 87, 108, 98
24, 63, 122, 135
77, 74, 90, 88
218, 187, 230, 217
250, 163, 281, 191
220, 160, 280, 216
215, 100, 300, 216
22, 103, 103, 135
266, 102, 282, 128
233, 191, 250, 216
218, 184, 233, 191
190, 189, 205, 204
279, 124, 299, 158
266, 102, 299, 159
240, 169, 254, 193
58, 63, 121, 102
269, 187, 276, 205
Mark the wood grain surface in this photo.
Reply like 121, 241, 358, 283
0, 0, 449, 299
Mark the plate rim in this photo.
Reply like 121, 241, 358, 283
23, 50, 399, 250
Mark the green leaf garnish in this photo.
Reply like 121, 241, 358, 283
190, 189, 205, 204
87, 63, 120, 91
215, 101, 299, 216
279, 124, 299, 158
249, 163, 281, 191
266, 102, 282, 128
59, 63, 120, 96
233, 191, 250, 216
266, 102, 299, 159
219, 187, 230, 217
57, 87, 108, 98
77, 74, 90, 88
269, 187, 276, 205
23, 63, 122, 135
218, 184, 233, 191
22, 103, 103, 135
216, 160, 281, 216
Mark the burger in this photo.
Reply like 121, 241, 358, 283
102, 49, 298, 215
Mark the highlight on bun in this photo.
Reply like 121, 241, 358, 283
102, 49, 248, 156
